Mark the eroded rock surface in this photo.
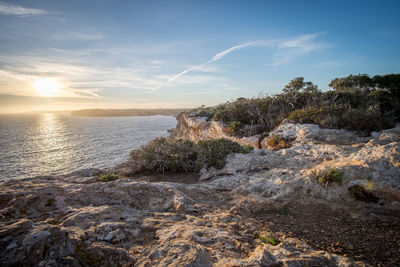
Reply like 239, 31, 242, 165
1, 123, 400, 266
169, 112, 263, 148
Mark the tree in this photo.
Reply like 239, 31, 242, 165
329, 74, 373, 92
372, 74, 400, 95
283, 77, 319, 93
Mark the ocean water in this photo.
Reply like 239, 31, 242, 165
0, 113, 177, 181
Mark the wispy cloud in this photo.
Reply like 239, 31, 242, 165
154, 33, 327, 89
0, 33, 328, 101
208, 41, 262, 63
154, 41, 263, 89
0, 1, 48, 16
272, 32, 327, 66
0, 53, 165, 98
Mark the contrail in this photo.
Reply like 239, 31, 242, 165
154, 41, 262, 90
153, 33, 325, 90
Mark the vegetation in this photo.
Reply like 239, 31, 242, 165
225, 121, 241, 135
130, 138, 200, 173
192, 73, 400, 135
97, 171, 120, 182
130, 137, 252, 174
256, 232, 281, 246
197, 138, 253, 169
266, 135, 291, 150
315, 168, 344, 186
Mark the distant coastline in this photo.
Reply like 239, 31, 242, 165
70, 108, 190, 117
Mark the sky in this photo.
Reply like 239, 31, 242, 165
0, 0, 399, 113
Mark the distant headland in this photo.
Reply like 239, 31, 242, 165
70, 108, 190, 117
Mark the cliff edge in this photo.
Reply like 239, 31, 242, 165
169, 112, 263, 148
1, 121, 400, 266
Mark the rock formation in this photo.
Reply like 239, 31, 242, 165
1, 119, 400, 266
169, 112, 263, 148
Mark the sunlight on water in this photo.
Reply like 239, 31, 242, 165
34, 113, 72, 174
0, 113, 177, 181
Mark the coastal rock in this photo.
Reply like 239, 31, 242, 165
170, 113, 262, 148
114, 160, 140, 177
1, 123, 399, 266
263, 122, 368, 146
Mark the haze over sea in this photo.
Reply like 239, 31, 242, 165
0, 114, 176, 181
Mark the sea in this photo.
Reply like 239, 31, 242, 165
0, 113, 177, 181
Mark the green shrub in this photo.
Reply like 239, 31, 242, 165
189, 73, 400, 135
130, 138, 200, 173
192, 105, 217, 118
288, 106, 330, 124
256, 232, 281, 246
97, 172, 120, 182
315, 168, 344, 186
130, 137, 251, 174
197, 138, 252, 169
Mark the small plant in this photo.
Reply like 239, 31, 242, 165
266, 135, 291, 150
365, 180, 374, 191
97, 171, 120, 182
241, 145, 254, 154
315, 168, 344, 186
257, 233, 281, 246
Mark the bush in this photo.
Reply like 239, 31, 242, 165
189, 73, 400, 135
130, 137, 252, 174
97, 172, 120, 182
130, 138, 200, 173
288, 106, 331, 125
192, 105, 217, 118
315, 168, 344, 186
197, 138, 252, 169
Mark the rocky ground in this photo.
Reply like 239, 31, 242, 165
1, 122, 399, 266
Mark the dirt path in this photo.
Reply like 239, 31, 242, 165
246, 201, 400, 266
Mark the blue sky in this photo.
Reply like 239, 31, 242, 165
0, 0, 399, 112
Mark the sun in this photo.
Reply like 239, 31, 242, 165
33, 78, 62, 97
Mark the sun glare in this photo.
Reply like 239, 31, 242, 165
33, 78, 62, 97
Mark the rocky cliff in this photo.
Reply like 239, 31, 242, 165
1, 121, 400, 266
169, 112, 263, 148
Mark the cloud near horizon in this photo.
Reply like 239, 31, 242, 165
0, 32, 326, 102
0, 1, 48, 16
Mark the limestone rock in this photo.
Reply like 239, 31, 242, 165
1, 123, 400, 266
264, 122, 368, 146
170, 113, 262, 148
